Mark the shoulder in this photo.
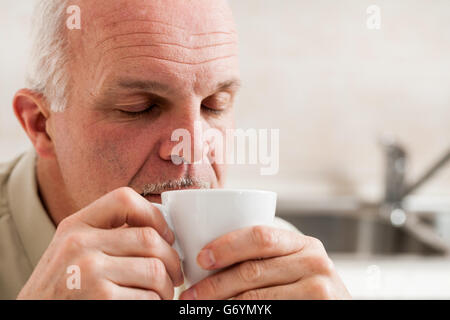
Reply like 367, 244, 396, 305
0, 153, 25, 218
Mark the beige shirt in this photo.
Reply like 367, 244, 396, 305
0, 149, 299, 300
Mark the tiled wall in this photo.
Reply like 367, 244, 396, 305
1, 0, 449, 201
227, 0, 450, 201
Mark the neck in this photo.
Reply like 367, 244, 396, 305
36, 156, 78, 226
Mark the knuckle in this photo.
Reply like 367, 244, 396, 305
146, 291, 162, 300
238, 260, 263, 283
317, 256, 335, 275
78, 253, 102, 275
252, 225, 277, 249
221, 232, 238, 251
96, 281, 115, 300
202, 275, 221, 295
308, 277, 333, 299
61, 232, 86, 253
306, 236, 326, 251
146, 258, 166, 281
240, 289, 265, 300
305, 254, 335, 276
57, 216, 77, 234
113, 187, 138, 208
136, 227, 159, 249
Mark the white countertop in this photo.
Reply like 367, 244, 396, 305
331, 254, 450, 299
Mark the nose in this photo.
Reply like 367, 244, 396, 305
158, 106, 209, 165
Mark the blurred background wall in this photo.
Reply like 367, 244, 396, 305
1, 0, 449, 203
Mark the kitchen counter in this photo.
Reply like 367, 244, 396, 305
331, 254, 450, 299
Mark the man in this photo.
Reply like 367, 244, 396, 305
0, 0, 350, 299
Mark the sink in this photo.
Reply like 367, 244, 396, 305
275, 197, 450, 298
277, 207, 448, 256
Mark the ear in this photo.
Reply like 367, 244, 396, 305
13, 89, 55, 159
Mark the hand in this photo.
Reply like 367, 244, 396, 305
17, 187, 183, 300
179, 225, 351, 300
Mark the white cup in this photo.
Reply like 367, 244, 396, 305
152, 189, 277, 286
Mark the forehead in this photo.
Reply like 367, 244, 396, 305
72, 0, 240, 96
82, 0, 235, 31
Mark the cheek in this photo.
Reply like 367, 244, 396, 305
84, 123, 156, 184
52, 113, 158, 198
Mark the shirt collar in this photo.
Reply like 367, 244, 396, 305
7, 149, 56, 268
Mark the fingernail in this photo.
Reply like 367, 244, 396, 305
181, 287, 197, 300
198, 249, 215, 269
163, 227, 174, 244
178, 272, 185, 286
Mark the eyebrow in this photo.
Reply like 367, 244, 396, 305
116, 79, 171, 93
216, 78, 241, 92
113, 77, 241, 95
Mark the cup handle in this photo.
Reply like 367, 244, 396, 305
151, 203, 184, 261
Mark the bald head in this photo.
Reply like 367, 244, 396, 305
28, 0, 239, 112
65, 0, 239, 103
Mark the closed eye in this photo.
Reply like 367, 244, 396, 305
201, 104, 224, 115
118, 104, 159, 117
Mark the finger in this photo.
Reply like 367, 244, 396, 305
74, 187, 174, 244
180, 252, 303, 300
232, 283, 303, 300
197, 226, 306, 270
234, 276, 342, 300
112, 287, 162, 300
103, 256, 174, 300
95, 227, 184, 286
104, 281, 162, 300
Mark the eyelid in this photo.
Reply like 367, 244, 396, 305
203, 92, 231, 109
116, 103, 160, 118
114, 93, 166, 108
115, 102, 149, 111
202, 105, 223, 115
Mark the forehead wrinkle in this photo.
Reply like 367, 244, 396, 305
93, 23, 238, 50
96, 7, 189, 32
100, 19, 237, 35
94, 31, 165, 49
99, 41, 237, 64
90, 19, 238, 68
102, 54, 238, 70
95, 31, 236, 51
86, 0, 237, 49
102, 19, 193, 33
118, 41, 237, 50
89, 27, 238, 92
93, 29, 238, 72
94, 2, 236, 33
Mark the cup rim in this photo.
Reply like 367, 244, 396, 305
161, 188, 276, 197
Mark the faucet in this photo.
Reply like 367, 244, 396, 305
382, 139, 450, 204
382, 139, 406, 205
379, 138, 450, 254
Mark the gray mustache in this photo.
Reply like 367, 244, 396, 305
141, 177, 211, 196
